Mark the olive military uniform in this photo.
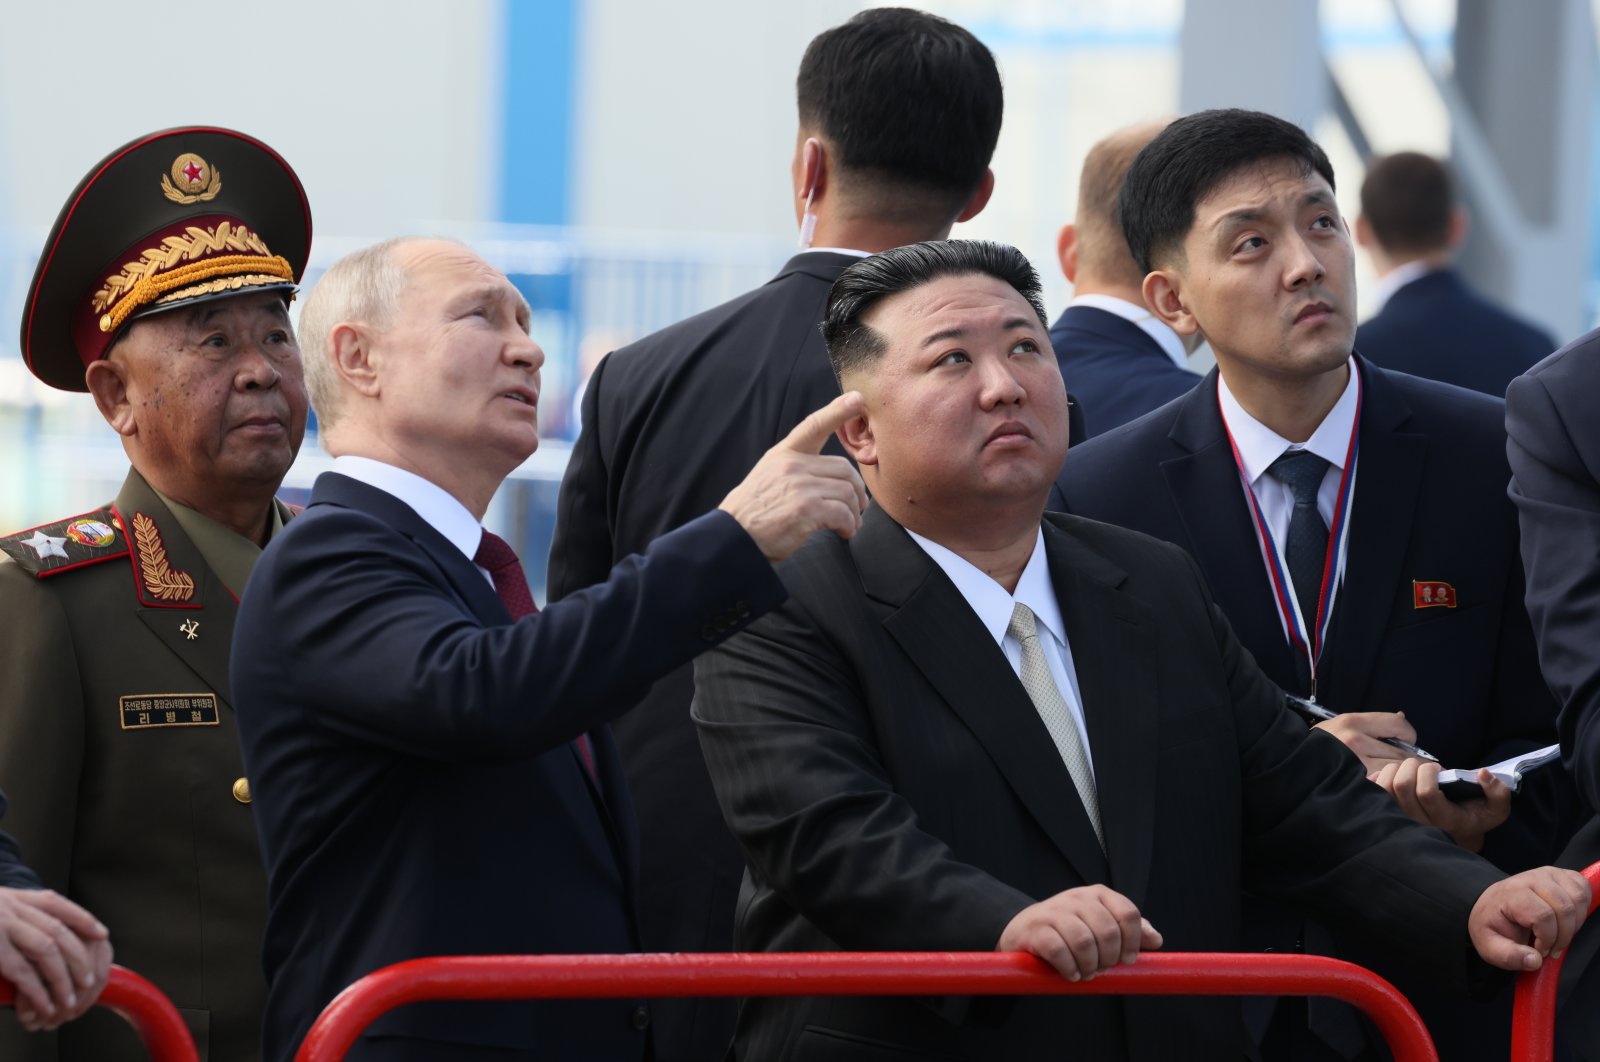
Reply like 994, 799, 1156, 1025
0, 470, 293, 1060
1, 125, 312, 1060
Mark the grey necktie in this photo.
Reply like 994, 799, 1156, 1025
1007, 602, 1104, 848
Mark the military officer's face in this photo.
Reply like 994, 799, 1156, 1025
98, 291, 308, 506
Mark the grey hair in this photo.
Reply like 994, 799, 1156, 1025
298, 236, 454, 430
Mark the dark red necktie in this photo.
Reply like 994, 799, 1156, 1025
474, 530, 598, 781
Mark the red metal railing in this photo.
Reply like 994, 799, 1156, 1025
295, 951, 1437, 1062
0, 965, 197, 1062
1511, 860, 1600, 1061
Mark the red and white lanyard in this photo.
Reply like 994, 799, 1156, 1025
1219, 373, 1362, 700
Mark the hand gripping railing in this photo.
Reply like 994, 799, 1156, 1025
0, 964, 198, 1062
1511, 859, 1600, 1061
295, 951, 1437, 1062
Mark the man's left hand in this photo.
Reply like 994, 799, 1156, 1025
1468, 867, 1591, 971
1371, 758, 1511, 852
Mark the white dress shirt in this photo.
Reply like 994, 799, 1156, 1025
906, 527, 1094, 777
1068, 292, 1195, 373
330, 455, 494, 587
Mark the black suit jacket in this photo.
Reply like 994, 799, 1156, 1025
546, 250, 855, 1060
1507, 333, 1600, 1057
1055, 359, 1567, 1058
692, 505, 1503, 1062
1356, 269, 1556, 397
0, 791, 41, 890
1055, 358, 1562, 867
233, 472, 784, 1062
1049, 304, 1199, 438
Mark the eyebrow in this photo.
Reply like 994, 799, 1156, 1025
1213, 189, 1337, 232
191, 298, 289, 328
918, 317, 1037, 349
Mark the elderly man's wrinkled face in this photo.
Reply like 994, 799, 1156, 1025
106, 290, 307, 504
844, 273, 1070, 524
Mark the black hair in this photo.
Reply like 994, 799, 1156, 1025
797, 8, 1003, 215
822, 239, 1047, 381
1360, 151, 1454, 254
1118, 108, 1336, 274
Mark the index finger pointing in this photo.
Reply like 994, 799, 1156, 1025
780, 391, 866, 454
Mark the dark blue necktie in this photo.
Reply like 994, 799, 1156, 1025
1268, 449, 1331, 626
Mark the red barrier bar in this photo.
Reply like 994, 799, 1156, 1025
296, 951, 1436, 1062
1511, 860, 1600, 1061
0, 965, 198, 1062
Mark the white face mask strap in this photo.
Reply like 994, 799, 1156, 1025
798, 183, 818, 249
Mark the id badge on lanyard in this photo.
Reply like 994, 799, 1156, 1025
1220, 375, 1362, 701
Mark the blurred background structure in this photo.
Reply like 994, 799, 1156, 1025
2, 0, 1595, 595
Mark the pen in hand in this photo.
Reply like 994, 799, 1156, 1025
1284, 693, 1440, 764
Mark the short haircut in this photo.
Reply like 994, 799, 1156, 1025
822, 240, 1048, 382
1118, 108, 1336, 274
798, 8, 1003, 222
1360, 151, 1454, 254
297, 236, 435, 430
1074, 119, 1168, 288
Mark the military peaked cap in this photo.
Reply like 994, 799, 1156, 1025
21, 126, 312, 392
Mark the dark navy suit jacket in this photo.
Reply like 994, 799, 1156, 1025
1054, 358, 1569, 1059
1507, 333, 1600, 1057
1049, 304, 1199, 438
1356, 269, 1556, 397
0, 791, 41, 890
233, 472, 784, 1062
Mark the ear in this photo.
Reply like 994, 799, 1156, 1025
1353, 214, 1374, 248
835, 393, 877, 467
1057, 223, 1079, 284
954, 168, 995, 224
1143, 269, 1199, 337
84, 357, 136, 437
329, 322, 382, 398
801, 137, 825, 203
1447, 207, 1468, 250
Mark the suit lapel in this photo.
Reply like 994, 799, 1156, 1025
855, 507, 1110, 884
113, 472, 239, 707
311, 472, 630, 847
1319, 361, 1424, 708
311, 473, 508, 625
1158, 375, 1303, 690
1043, 517, 1159, 905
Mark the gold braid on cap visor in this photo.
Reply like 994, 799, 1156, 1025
91, 221, 295, 334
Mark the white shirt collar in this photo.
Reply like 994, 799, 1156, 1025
903, 527, 1065, 650
803, 247, 873, 258
1367, 260, 1436, 314
1216, 357, 1360, 485
330, 455, 484, 563
1067, 292, 1190, 371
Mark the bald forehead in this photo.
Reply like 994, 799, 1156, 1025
397, 240, 532, 320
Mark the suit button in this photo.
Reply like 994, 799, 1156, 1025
630, 1005, 649, 1030
736, 600, 751, 619
232, 777, 252, 804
